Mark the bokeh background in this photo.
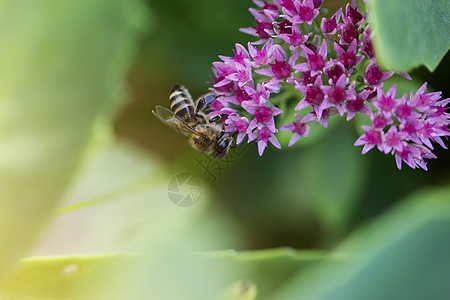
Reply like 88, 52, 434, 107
0, 0, 448, 299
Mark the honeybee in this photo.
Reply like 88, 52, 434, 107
152, 84, 236, 158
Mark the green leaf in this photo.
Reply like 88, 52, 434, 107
0, 255, 256, 300
273, 186, 450, 300
368, 0, 450, 72
200, 247, 331, 262
0, 0, 148, 281
0, 254, 139, 300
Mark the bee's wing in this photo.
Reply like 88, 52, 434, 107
152, 105, 208, 140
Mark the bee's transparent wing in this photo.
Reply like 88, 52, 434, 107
152, 105, 207, 139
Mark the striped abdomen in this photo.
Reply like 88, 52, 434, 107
169, 84, 195, 121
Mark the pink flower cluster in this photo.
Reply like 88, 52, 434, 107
207, 0, 449, 170
355, 84, 450, 170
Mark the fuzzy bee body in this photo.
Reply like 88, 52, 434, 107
153, 84, 235, 158
169, 85, 196, 121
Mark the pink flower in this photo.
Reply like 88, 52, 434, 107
280, 114, 311, 146
223, 87, 252, 105
240, 8, 276, 40
371, 112, 393, 129
225, 115, 250, 145
360, 25, 375, 60
219, 43, 251, 65
248, 39, 274, 67
324, 61, 346, 85
344, 1, 366, 27
339, 23, 358, 45
292, 0, 320, 25
225, 63, 253, 87
279, 24, 308, 50
364, 62, 394, 88
409, 82, 443, 113
242, 101, 283, 133
277, 19, 293, 34
243, 83, 272, 103
295, 39, 328, 76
252, 0, 281, 17
256, 45, 298, 81
345, 88, 372, 120
372, 86, 398, 116
384, 126, 408, 154
295, 76, 324, 111
247, 124, 281, 155
354, 125, 384, 154
321, 74, 349, 116
320, 8, 343, 35
334, 40, 364, 74
212, 61, 235, 88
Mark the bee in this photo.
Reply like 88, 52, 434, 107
152, 84, 236, 158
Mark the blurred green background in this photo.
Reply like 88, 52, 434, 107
0, 0, 448, 299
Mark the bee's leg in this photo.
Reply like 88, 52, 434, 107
217, 120, 230, 140
209, 114, 228, 123
195, 94, 217, 114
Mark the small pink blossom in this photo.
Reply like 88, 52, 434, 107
334, 40, 364, 73
364, 62, 394, 88
373, 86, 398, 116
321, 74, 349, 116
295, 0, 320, 25
256, 45, 298, 81
225, 63, 253, 87
219, 43, 251, 65
225, 115, 250, 145
354, 125, 384, 154
248, 39, 274, 66
324, 62, 346, 85
280, 113, 311, 146
345, 88, 372, 120
247, 124, 281, 155
360, 25, 375, 60
384, 126, 408, 154
295, 39, 328, 76
242, 101, 283, 132
279, 24, 308, 50
345, 1, 366, 26
243, 83, 271, 103
320, 8, 343, 35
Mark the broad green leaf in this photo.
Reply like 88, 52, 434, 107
273, 186, 450, 300
202, 248, 328, 262
0, 254, 139, 300
0, 0, 148, 281
201, 248, 349, 299
0, 256, 255, 300
368, 0, 450, 72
